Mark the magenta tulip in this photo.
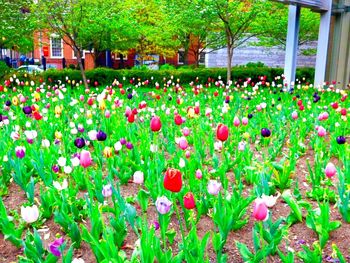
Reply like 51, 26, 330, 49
80, 150, 92, 168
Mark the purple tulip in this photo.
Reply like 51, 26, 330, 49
126, 142, 133, 150
336, 136, 346, 145
49, 237, 64, 257
5, 100, 11, 106
15, 146, 26, 158
120, 138, 127, 145
102, 184, 113, 198
153, 221, 160, 230
22, 106, 32, 115
261, 128, 271, 138
96, 130, 107, 141
74, 137, 86, 148
52, 165, 59, 173
155, 196, 172, 214
127, 93, 133, 99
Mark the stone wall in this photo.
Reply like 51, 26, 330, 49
206, 39, 317, 68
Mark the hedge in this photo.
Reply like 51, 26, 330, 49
4, 66, 315, 86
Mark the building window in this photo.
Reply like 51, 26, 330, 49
199, 52, 206, 64
178, 50, 185, 64
72, 50, 86, 59
114, 53, 128, 60
50, 37, 63, 58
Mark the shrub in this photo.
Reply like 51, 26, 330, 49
0, 60, 10, 79
159, 64, 176, 70
40, 67, 315, 86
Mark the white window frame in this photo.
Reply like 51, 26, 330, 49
50, 36, 63, 58
177, 49, 185, 64
72, 50, 86, 59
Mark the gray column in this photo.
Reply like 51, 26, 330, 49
284, 5, 301, 87
314, 0, 333, 87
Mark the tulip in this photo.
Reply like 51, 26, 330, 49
195, 169, 202, 179
183, 192, 196, 209
133, 171, 144, 184
155, 196, 172, 214
105, 110, 111, 118
252, 199, 269, 221
325, 163, 337, 178
336, 136, 346, 144
216, 124, 229, 142
233, 117, 240, 127
182, 127, 191, 136
96, 130, 107, 141
185, 150, 191, 158
238, 141, 246, 151
164, 168, 182, 192
22, 106, 32, 115
21, 205, 39, 223
291, 111, 298, 120
317, 126, 326, 137
80, 150, 92, 168
261, 128, 271, 138
49, 237, 64, 257
15, 146, 26, 158
102, 184, 113, 198
88, 130, 97, 140
126, 142, 133, 149
242, 117, 248, 125
74, 137, 86, 148
207, 180, 221, 195
178, 137, 188, 150
128, 113, 135, 123
103, 147, 113, 158
150, 116, 162, 132
174, 114, 183, 125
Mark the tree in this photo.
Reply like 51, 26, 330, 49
165, 0, 221, 67
0, 0, 36, 56
203, 0, 272, 82
255, 2, 320, 48
33, 0, 129, 88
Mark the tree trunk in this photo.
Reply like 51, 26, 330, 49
119, 53, 125, 69
226, 45, 233, 84
75, 47, 88, 89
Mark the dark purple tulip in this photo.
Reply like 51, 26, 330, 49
74, 137, 86, 148
23, 106, 32, 115
336, 136, 346, 145
261, 128, 271, 138
0, 114, 2, 122
127, 93, 133, 99
248, 113, 253, 119
52, 165, 59, 173
126, 142, 133, 149
153, 221, 160, 230
54, 139, 61, 145
225, 99, 230, 103
96, 130, 107, 141
120, 138, 127, 145
49, 237, 64, 257
5, 100, 11, 106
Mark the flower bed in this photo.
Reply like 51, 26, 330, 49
0, 74, 349, 262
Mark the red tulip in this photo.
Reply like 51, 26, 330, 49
174, 114, 183, 125
150, 116, 162, 132
164, 168, 182, 192
128, 114, 135, 123
216, 124, 229, 142
33, 111, 42, 120
183, 192, 195, 209
341, 108, 347, 116
253, 200, 268, 221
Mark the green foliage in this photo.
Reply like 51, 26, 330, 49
305, 202, 341, 249
160, 64, 176, 70
0, 61, 10, 79
41, 67, 315, 86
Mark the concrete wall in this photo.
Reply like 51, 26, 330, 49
206, 38, 316, 68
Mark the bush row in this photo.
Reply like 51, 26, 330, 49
42, 67, 314, 86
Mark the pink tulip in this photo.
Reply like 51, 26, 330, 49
80, 150, 92, 168
325, 162, 337, 178
195, 169, 202, 179
182, 127, 191, 136
233, 117, 240, 127
252, 199, 269, 221
291, 111, 298, 120
178, 137, 188, 150
242, 117, 248, 126
317, 126, 326, 137
185, 150, 191, 158
256, 105, 262, 111
105, 110, 111, 118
